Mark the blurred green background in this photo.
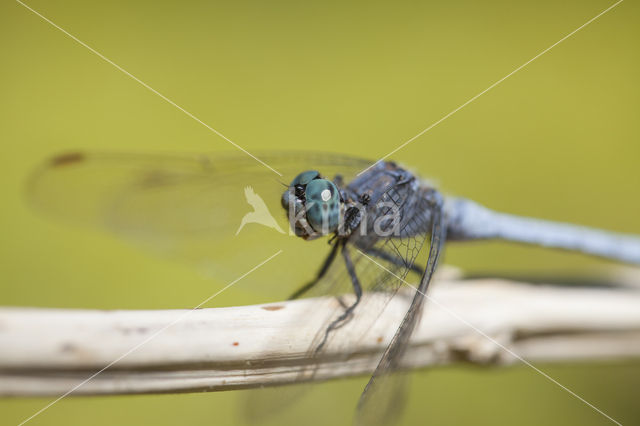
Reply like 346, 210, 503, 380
1, 0, 639, 424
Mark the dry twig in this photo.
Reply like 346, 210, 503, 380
1, 270, 639, 397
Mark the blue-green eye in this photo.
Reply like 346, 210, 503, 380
305, 179, 340, 233
282, 170, 320, 209
291, 170, 320, 186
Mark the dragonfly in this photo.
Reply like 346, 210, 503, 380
28, 150, 640, 425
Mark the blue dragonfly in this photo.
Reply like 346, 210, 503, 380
28, 151, 640, 425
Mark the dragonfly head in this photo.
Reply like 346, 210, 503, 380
281, 170, 343, 240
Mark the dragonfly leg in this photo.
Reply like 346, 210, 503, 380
364, 246, 423, 276
315, 241, 363, 353
288, 242, 340, 300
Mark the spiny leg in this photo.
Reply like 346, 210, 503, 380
288, 242, 340, 300
315, 241, 363, 353
364, 246, 423, 276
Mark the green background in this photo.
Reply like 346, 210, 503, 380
1, 0, 639, 425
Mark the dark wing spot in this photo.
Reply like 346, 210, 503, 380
232, 342, 239, 346
261, 305, 284, 311
50, 152, 85, 167
376, 336, 384, 343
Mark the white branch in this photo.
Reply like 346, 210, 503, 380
1, 270, 640, 397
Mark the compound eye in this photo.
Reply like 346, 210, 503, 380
282, 170, 320, 209
281, 189, 291, 209
290, 170, 320, 186
304, 179, 341, 233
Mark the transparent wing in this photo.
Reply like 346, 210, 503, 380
356, 194, 445, 426
30, 149, 437, 423
302, 187, 443, 426
243, 176, 439, 424
27, 150, 373, 290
